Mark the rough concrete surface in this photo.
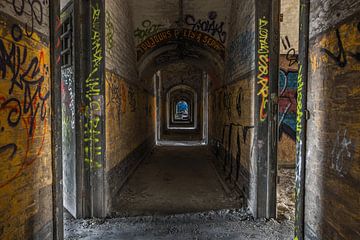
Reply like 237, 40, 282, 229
113, 146, 242, 216
64, 209, 294, 240
277, 168, 295, 221
65, 146, 294, 239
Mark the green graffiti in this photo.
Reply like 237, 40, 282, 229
296, 64, 303, 142
84, 3, 103, 169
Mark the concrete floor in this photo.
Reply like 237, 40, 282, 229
161, 131, 203, 141
64, 146, 294, 239
113, 146, 242, 216
64, 209, 294, 240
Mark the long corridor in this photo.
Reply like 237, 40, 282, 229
113, 146, 241, 216
1, 0, 359, 239
64, 147, 294, 239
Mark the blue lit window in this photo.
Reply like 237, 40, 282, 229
175, 100, 189, 120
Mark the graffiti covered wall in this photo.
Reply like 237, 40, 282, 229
0, 1, 53, 239
209, 0, 256, 210
104, 0, 156, 214
278, 56, 298, 166
209, 77, 254, 202
105, 71, 155, 172
306, 2, 360, 239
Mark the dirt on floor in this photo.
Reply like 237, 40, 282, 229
277, 168, 296, 221
64, 208, 294, 240
64, 147, 295, 239
113, 147, 242, 216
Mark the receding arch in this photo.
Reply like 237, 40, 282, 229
138, 42, 225, 87
166, 84, 198, 130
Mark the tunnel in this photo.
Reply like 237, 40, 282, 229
0, 0, 359, 239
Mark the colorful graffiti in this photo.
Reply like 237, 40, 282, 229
0, 17, 50, 188
279, 69, 298, 140
84, 3, 103, 169
257, 17, 269, 122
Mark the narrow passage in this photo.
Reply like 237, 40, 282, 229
113, 146, 241, 216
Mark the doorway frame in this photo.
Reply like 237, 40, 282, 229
50, 0, 63, 239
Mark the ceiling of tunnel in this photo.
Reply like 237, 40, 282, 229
129, 0, 231, 81
160, 62, 203, 95
129, 0, 230, 45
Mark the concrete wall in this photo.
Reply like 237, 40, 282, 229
280, 0, 299, 55
209, 0, 256, 210
0, 1, 53, 239
305, 1, 360, 239
277, 0, 300, 167
104, 0, 156, 214
130, 0, 229, 46
159, 63, 203, 141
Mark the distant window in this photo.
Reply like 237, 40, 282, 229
61, 14, 72, 67
175, 100, 189, 120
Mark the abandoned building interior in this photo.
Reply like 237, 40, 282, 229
0, 0, 359, 239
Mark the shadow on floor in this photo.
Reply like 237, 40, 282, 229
113, 146, 242, 216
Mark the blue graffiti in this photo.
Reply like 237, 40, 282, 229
279, 70, 298, 140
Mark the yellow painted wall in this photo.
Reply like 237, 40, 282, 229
105, 70, 155, 171
0, 2, 53, 239
209, 75, 254, 195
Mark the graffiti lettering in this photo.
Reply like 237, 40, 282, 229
0, 23, 49, 188
213, 123, 254, 184
137, 28, 225, 61
281, 36, 298, 67
106, 73, 121, 120
105, 10, 114, 56
321, 29, 347, 68
134, 20, 164, 43
257, 17, 269, 122
12, 0, 45, 37
321, 23, 360, 68
185, 11, 227, 43
0, 25, 50, 136
296, 65, 303, 143
84, 3, 103, 169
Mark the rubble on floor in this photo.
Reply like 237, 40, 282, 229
277, 168, 296, 221
65, 208, 294, 240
